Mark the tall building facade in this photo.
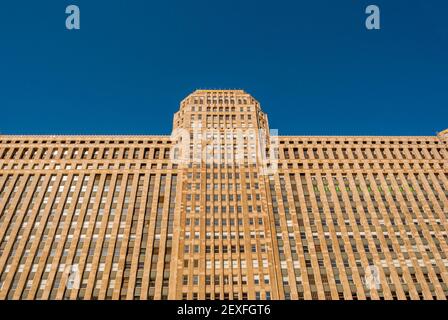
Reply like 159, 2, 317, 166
0, 90, 447, 300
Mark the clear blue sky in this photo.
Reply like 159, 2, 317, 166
0, 0, 447, 136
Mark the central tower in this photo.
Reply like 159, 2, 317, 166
169, 90, 282, 300
172, 90, 273, 166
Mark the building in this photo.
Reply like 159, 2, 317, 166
0, 90, 447, 300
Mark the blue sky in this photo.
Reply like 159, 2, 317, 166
0, 0, 447, 135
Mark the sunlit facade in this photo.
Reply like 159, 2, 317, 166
0, 90, 447, 300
